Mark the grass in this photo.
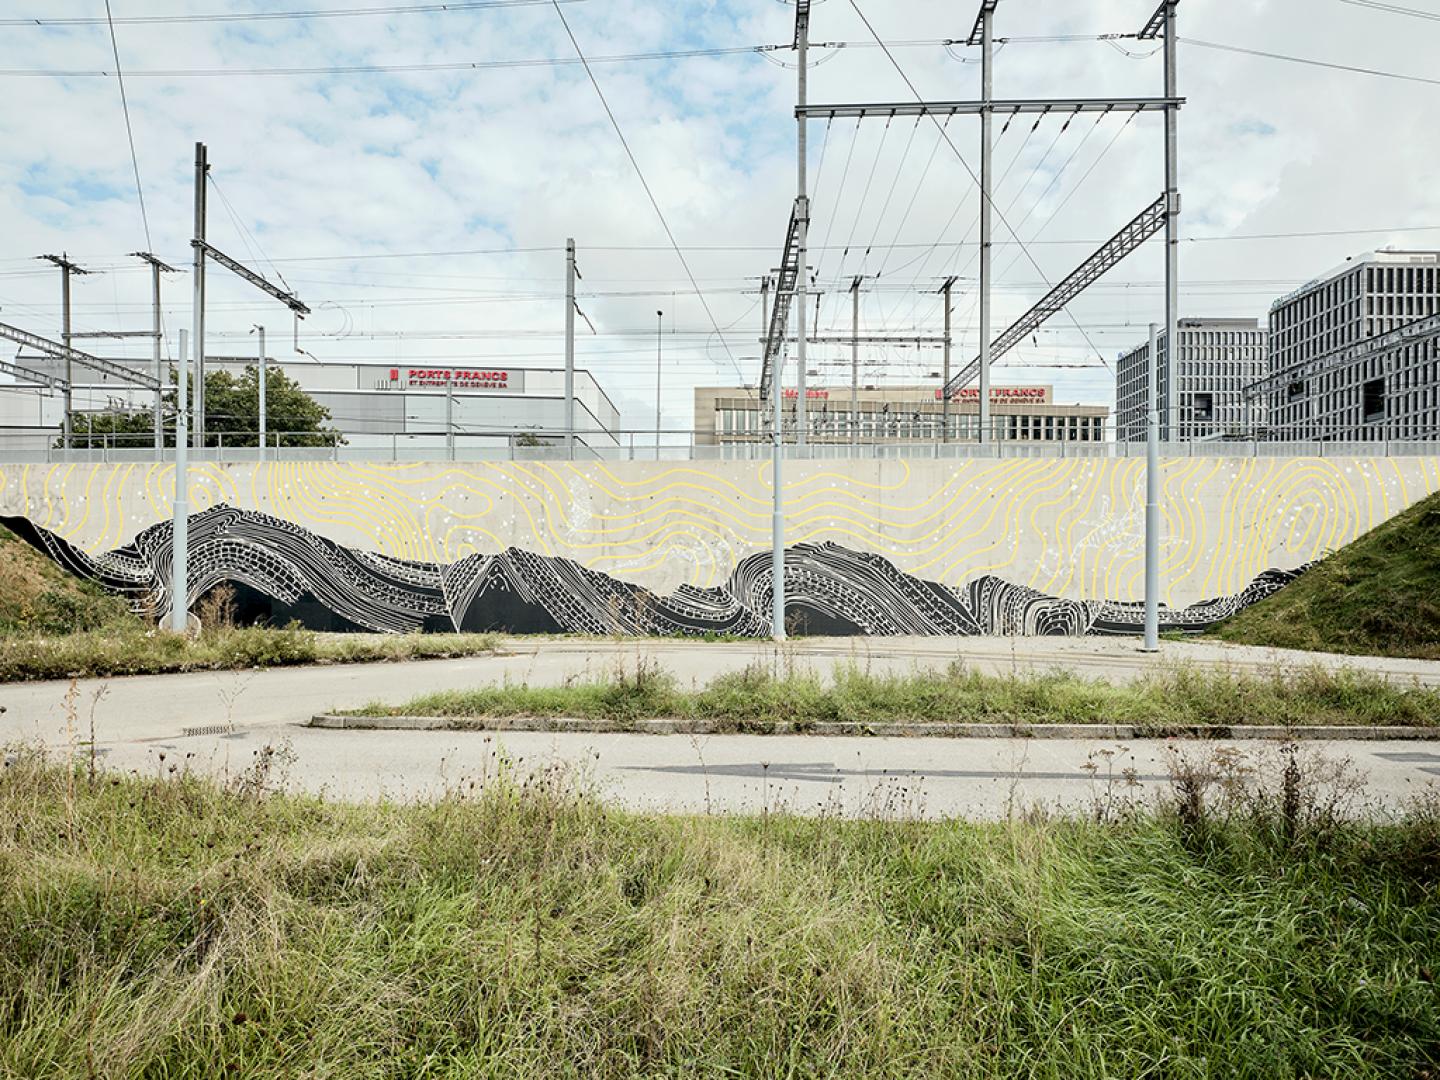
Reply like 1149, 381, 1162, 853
0, 625, 505, 683
1212, 488, 1440, 660
1, 747, 1437, 1077
348, 660, 1440, 730
0, 526, 504, 682
0, 522, 132, 637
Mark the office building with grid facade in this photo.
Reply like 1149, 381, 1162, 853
1115, 318, 1267, 441
1262, 250, 1440, 441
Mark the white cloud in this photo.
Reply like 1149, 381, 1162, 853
0, 0, 1428, 428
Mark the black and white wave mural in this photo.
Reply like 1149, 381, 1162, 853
1, 505, 1304, 637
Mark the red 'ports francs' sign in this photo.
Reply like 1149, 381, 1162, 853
388, 368, 511, 390
933, 386, 1048, 402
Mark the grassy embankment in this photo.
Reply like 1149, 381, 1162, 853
2, 748, 1437, 1077
0, 524, 501, 682
1213, 489, 1440, 659
348, 660, 1440, 730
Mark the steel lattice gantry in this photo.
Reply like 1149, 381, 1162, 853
192, 240, 311, 316
0, 356, 68, 390
758, 197, 807, 400
942, 194, 1169, 398
0, 321, 160, 390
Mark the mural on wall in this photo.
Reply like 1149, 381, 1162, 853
1, 506, 1305, 637
0, 456, 1435, 636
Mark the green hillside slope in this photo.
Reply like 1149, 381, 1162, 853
0, 524, 135, 636
1211, 488, 1440, 659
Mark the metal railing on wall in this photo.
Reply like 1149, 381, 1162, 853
2, 420, 1439, 464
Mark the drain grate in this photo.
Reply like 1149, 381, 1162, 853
182, 724, 234, 738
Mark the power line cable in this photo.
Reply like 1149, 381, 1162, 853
877, 107, 1057, 331
1337, 0, 1440, 20
811, 119, 863, 279
995, 112, 1139, 285
978, 111, 1124, 309
208, 176, 295, 293
547, 0, 747, 387
833, 115, 895, 288
856, 117, 922, 278
0, 40, 958, 79
0, 0, 584, 27
0, 45, 777, 78
844, 5, 1109, 366
101, 1, 151, 252
868, 116, 952, 280
1180, 37, 1440, 88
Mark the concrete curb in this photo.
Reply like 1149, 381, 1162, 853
309, 714, 1440, 741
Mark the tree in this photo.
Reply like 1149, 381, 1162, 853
58, 366, 343, 449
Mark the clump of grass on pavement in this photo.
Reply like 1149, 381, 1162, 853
0, 624, 502, 683
352, 660, 1440, 729
1, 747, 1437, 1078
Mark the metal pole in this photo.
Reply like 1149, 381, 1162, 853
60, 262, 73, 448
655, 309, 663, 459
942, 278, 953, 443
759, 275, 771, 443
446, 379, 455, 461
1163, 1, 1179, 444
1143, 322, 1160, 652
771, 326, 786, 641
565, 238, 576, 458
192, 142, 208, 451
795, 12, 809, 453
151, 261, 163, 452
170, 328, 190, 633
850, 277, 860, 449
256, 325, 266, 462
978, 4, 994, 447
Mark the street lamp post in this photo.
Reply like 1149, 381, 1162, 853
654, 309, 663, 460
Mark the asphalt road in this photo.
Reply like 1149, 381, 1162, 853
4, 635, 1439, 818
60, 724, 1440, 820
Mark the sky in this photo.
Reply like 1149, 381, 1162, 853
1, 0, 1437, 433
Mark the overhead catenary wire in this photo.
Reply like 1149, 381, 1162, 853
547, 0, 748, 389
101, 1, 151, 253
0, 0, 585, 27
879, 116, 1046, 330
1178, 37, 1440, 88
0, 40, 957, 79
855, 117, 924, 280
12, 221, 1440, 273
1336, 0, 1440, 21
867, 116, 952, 280
840, 1, 1114, 369
834, 115, 895, 284
812, 119, 864, 282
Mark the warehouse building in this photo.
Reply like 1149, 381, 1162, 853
694, 384, 1109, 446
0, 356, 621, 454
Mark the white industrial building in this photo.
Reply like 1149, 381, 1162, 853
0, 355, 621, 454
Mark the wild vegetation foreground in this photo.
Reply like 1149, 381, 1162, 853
2, 746, 1437, 1078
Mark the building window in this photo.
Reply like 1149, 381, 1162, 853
1194, 393, 1214, 423
1363, 378, 1385, 423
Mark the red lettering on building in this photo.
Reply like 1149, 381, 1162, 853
933, 386, 1048, 401
396, 368, 511, 390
